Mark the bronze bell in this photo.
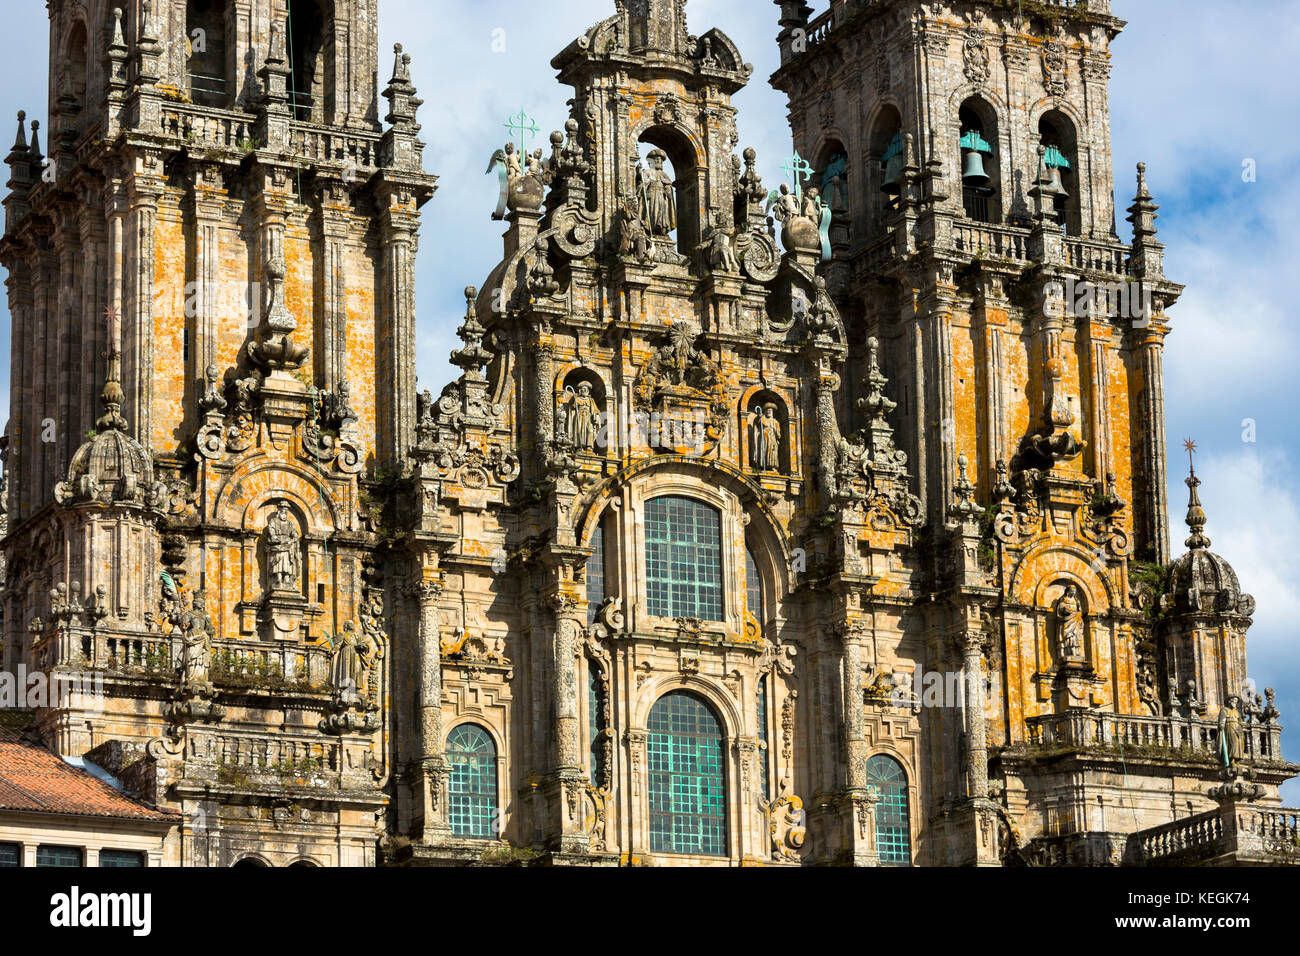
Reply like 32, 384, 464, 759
881, 152, 905, 196
961, 149, 990, 187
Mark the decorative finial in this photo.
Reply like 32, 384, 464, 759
12, 111, 26, 151
1183, 438, 1211, 550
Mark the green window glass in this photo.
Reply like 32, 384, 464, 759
99, 849, 145, 868
745, 547, 762, 623
447, 724, 498, 839
0, 843, 19, 867
866, 755, 911, 866
645, 496, 722, 621
36, 845, 82, 867
648, 691, 727, 856
587, 523, 606, 626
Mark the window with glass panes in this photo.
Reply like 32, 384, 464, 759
99, 849, 145, 867
588, 665, 607, 786
647, 691, 726, 856
36, 845, 82, 867
644, 497, 722, 621
447, 724, 498, 839
0, 843, 18, 867
745, 546, 762, 624
756, 676, 771, 802
866, 755, 911, 866
587, 523, 606, 625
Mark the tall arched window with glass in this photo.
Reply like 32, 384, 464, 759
644, 497, 722, 621
587, 521, 606, 625
588, 663, 609, 788
446, 724, 498, 839
647, 692, 727, 856
866, 754, 911, 866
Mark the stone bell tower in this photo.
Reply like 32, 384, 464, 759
2, 0, 436, 866
769, 0, 1294, 866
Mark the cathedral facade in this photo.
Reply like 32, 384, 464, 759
0, 0, 1295, 868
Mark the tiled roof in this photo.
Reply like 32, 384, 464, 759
0, 728, 177, 823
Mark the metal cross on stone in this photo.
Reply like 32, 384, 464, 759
504, 109, 540, 157
780, 151, 814, 202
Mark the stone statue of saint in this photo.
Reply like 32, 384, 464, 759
566, 383, 599, 452
752, 405, 782, 471
1218, 695, 1245, 768
265, 501, 302, 592
704, 212, 740, 273
618, 198, 650, 263
639, 149, 677, 236
173, 591, 216, 690
326, 620, 381, 706
1054, 585, 1085, 660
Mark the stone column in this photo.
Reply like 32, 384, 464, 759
959, 629, 989, 800
376, 185, 420, 462
416, 579, 449, 837
312, 179, 351, 390
190, 163, 226, 389
1138, 326, 1170, 564
125, 155, 163, 448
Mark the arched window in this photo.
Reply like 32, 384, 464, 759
958, 100, 1000, 223
1037, 112, 1079, 234
644, 496, 722, 621
186, 0, 229, 107
446, 724, 498, 839
587, 519, 606, 625
745, 546, 762, 623
647, 692, 726, 856
866, 754, 911, 866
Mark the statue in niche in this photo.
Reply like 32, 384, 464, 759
173, 590, 216, 691
265, 501, 302, 592
326, 620, 382, 706
1053, 584, 1085, 660
751, 404, 782, 472
564, 382, 600, 452
1217, 695, 1245, 769
638, 148, 677, 236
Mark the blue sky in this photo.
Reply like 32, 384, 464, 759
2, 1, 1298, 799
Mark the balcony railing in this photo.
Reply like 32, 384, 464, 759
34, 627, 330, 693
1137, 804, 1300, 866
1025, 708, 1284, 764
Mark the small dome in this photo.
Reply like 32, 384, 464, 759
1167, 548, 1253, 616
53, 350, 163, 510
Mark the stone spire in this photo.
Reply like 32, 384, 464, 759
97, 335, 128, 434
1183, 440, 1211, 551
1127, 162, 1165, 278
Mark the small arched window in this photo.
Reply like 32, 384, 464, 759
866, 754, 912, 866
647, 691, 726, 856
1037, 112, 1079, 234
745, 545, 763, 623
288, 0, 328, 122
958, 100, 999, 223
446, 724, 498, 839
587, 520, 606, 625
644, 496, 722, 621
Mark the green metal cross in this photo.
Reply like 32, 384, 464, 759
781, 151, 814, 202
504, 109, 540, 157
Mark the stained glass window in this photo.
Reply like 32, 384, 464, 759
866, 754, 911, 866
99, 849, 145, 868
648, 691, 727, 856
0, 843, 18, 867
447, 724, 498, 839
587, 523, 606, 626
36, 845, 82, 867
645, 496, 722, 621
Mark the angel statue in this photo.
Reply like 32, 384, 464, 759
485, 142, 523, 221
802, 187, 833, 261
766, 182, 799, 226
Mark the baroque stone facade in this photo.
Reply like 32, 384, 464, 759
0, 0, 1294, 867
